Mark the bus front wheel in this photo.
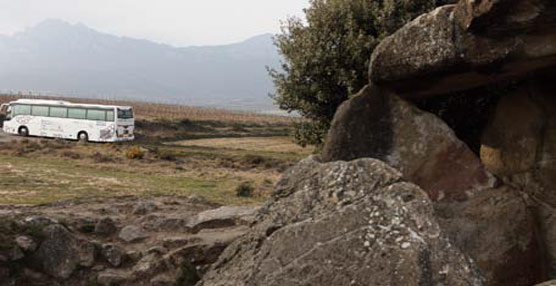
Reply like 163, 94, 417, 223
78, 132, 89, 142
18, 126, 29, 137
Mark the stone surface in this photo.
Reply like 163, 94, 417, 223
479, 74, 556, 278
322, 85, 495, 201
480, 86, 543, 177
369, 1, 556, 98
133, 202, 158, 215
187, 206, 258, 233
101, 244, 123, 267
199, 157, 484, 286
94, 217, 117, 236
119, 225, 149, 243
31, 224, 79, 279
436, 187, 544, 286
0, 196, 245, 286
97, 270, 130, 286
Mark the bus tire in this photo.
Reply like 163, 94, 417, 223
18, 126, 29, 137
78, 131, 89, 142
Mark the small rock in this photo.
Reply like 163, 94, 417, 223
187, 206, 258, 233
15, 235, 37, 252
94, 217, 117, 236
101, 244, 123, 267
78, 241, 97, 267
133, 202, 158, 215
97, 270, 130, 286
146, 246, 168, 255
119, 225, 149, 243
125, 250, 143, 263
133, 253, 165, 277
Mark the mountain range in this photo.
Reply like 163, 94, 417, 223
0, 19, 282, 112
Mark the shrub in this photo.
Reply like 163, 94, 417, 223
235, 181, 255, 198
126, 146, 145, 160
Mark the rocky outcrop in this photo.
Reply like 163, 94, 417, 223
321, 0, 556, 284
0, 196, 258, 286
199, 157, 484, 286
369, 1, 556, 98
322, 85, 495, 201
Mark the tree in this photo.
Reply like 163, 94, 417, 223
270, 0, 455, 147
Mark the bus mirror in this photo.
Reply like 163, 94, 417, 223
0, 104, 7, 114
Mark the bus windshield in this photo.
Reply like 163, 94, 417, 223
117, 108, 133, 119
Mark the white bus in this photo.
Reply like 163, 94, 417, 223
0, 99, 134, 142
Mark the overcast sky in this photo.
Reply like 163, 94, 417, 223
0, 0, 309, 46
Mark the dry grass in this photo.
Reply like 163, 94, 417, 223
173, 136, 312, 154
0, 133, 307, 206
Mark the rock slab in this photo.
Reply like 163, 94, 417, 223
199, 157, 484, 286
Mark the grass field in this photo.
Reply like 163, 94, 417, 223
0, 114, 310, 206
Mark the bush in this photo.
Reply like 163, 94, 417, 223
270, 0, 454, 146
126, 146, 145, 160
235, 182, 255, 198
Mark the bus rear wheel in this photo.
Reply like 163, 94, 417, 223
18, 126, 29, 137
78, 132, 89, 142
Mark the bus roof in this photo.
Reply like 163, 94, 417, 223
10, 99, 132, 110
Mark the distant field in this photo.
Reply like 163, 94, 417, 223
0, 94, 296, 124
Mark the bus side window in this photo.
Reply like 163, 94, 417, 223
106, 111, 115, 122
13, 105, 31, 116
49, 107, 68, 118
68, 108, 87, 119
31, 105, 49, 117
87, 109, 106, 121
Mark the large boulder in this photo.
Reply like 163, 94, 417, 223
369, 1, 556, 98
322, 85, 495, 201
436, 187, 544, 286
199, 157, 484, 286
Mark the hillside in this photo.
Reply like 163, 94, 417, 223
0, 19, 281, 112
